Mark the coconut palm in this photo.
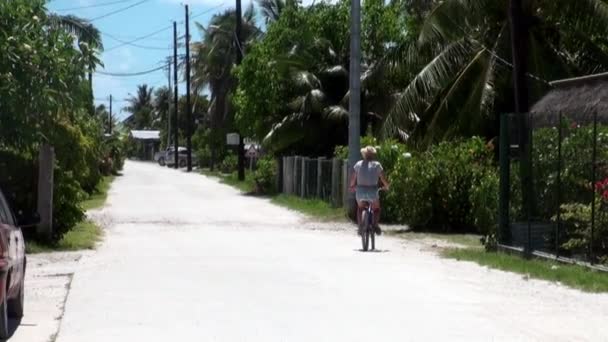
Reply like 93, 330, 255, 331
262, 38, 404, 155
191, 6, 259, 165
384, 0, 608, 146
125, 85, 156, 129
256, 0, 299, 24
48, 14, 104, 77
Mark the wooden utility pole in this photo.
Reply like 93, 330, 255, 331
235, 0, 246, 181
173, 21, 179, 169
109, 94, 113, 135
185, 5, 193, 172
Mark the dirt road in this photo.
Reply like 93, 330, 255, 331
36, 161, 608, 341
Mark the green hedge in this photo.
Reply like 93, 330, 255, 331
333, 137, 498, 234
386, 137, 497, 233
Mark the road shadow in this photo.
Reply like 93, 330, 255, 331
354, 249, 390, 253
0, 318, 23, 341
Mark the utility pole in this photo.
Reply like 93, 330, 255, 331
109, 94, 113, 135
185, 5, 193, 172
167, 57, 172, 148
509, 0, 535, 229
235, 0, 245, 181
347, 0, 361, 218
173, 21, 179, 169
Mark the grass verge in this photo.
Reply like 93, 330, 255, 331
388, 231, 482, 248
200, 169, 256, 193
200, 169, 346, 221
81, 175, 115, 210
26, 220, 103, 253
26, 176, 114, 254
442, 247, 608, 293
271, 194, 346, 221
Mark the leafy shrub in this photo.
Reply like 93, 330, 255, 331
219, 153, 238, 173
253, 156, 278, 194
512, 124, 608, 262
195, 147, 212, 168
389, 137, 497, 233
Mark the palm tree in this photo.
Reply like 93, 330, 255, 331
191, 6, 259, 166
48, 14, 104, 113
154, 87, 172, 147
384, 0, 608, 146
125, 85, 155, 129
256, 0, 298, 24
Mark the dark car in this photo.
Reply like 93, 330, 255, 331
0, 188, 26, 339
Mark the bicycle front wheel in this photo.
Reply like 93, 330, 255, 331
361, 211, 369, 251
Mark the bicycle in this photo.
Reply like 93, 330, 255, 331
358, 188, 385, 252
359, 199, 376, 251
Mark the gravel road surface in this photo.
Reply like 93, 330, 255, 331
25, 161, 608, 341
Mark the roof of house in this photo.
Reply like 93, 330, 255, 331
531, 72, 608, 127
130, 130, 161, 140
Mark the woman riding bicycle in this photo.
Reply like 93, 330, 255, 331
349, 146, 390, 236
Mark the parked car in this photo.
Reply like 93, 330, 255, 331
154, 146, 186, 166
166, 149, 197, 168
0, 188, 29, 339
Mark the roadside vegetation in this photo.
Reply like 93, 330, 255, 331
442, 248, 608, 293
25, 175, 115, 254
0, 1, 126, 251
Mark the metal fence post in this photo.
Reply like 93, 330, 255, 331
591, 110, 598, 263
499, 113, 511, 245
556, 112, 563, 258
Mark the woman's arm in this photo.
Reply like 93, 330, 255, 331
349, 171, 357, 192
380, 171, 390, 190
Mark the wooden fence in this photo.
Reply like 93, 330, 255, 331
280, 156, 348, 208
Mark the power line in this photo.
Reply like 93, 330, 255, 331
103, 3, 227, 52
90, 0, 153, 22
104, 26, 173, 52
55, 0, 135, 12
96, 65, 167, 77
102, 32, 172, 51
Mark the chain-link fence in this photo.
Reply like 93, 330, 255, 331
499, 112, 608, 269
281, 156, 348, 208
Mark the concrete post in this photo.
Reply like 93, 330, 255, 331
342, 160, 349, 209
294, 157, 301, 196
317, 157, 325, 199
331, 158, 341, 207
37, 144, 54, 240
301, 157, 308, 198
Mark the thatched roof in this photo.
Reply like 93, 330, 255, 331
531, 72, 608, 127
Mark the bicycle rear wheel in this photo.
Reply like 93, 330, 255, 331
360, 211, 369, 251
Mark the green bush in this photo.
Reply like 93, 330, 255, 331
389, 137, 497, 233
511, 124, 608, 262
253, 156, 278, 194
195, 147, 212, 168
219, 153, 238, 173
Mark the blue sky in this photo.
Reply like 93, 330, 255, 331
47, 0, 240, 121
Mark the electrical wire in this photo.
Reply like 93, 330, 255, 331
96, 65, 167, 77
102, 32, 172, 51
90, 0, 153, 22
103, 3, 227, 52
55, 0, 135, 12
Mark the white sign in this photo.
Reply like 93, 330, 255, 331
246, 145, 258, 158
226, 133, 240, 146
